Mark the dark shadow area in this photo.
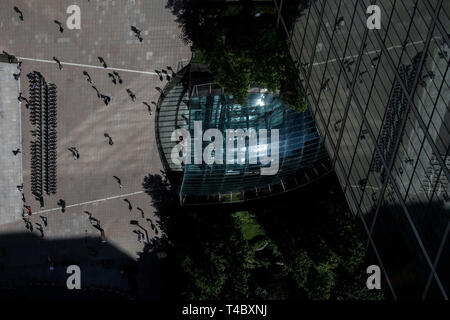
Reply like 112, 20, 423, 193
141, 173, 183, 299
244, 173, 384, 300
3, 171, 441, 300
0, 231, 165, 300
246, 174, 449, 299
144, 171, 384, 300
363, 200, 449, 299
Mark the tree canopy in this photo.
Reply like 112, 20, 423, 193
161, 175, 384, 300
167, 0, 307, 111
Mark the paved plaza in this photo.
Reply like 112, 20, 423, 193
0, 0, 190, 296
0, 60, 22, 225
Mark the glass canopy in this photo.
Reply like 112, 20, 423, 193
180, 92, 328, 196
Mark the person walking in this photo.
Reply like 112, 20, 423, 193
68, 147, 79, 160
14, 6, 24, 21
154, 70, 163, 82
155, 87, 164, 97
53, 56, 63, 70
123, 198, 132, 211
143, 102, 152, 115
17, 92, 28, 104
104, 133, 114, 145
113, 176, 123, 188
98, 56, 107, 68
104, 95, 111, 106
131, 26, 143, 42
24, 204, 32, 216
57, 199, 66, 213
88, 215, 99, 226
40, 216, 48, 227
54, 20, 64, 33
108, 72, 117, 84
126, 89, 136, 102
83, 70, 92, 83
68, 147, 75, 159
113, 71, 122, 84
100, 94, 111, 106
38, 195, 44, 209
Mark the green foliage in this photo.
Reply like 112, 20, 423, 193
174, 209, 283, 300
274, 210, 367, 299
233, 211, 266, 241
173, 201, 378, 300
284, 250, 312, 289
176, 212, 252, 300
164, 167, 383, 300
167, 0, 307, 111
248, 174, 385, 300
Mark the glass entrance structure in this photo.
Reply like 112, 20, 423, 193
156, 62, 331, 204
181, 90, 329, 198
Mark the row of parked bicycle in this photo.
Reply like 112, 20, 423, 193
27, 72, 58, 198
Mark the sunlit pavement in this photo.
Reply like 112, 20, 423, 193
0, 0, 190, 296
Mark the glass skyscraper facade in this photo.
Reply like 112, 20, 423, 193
274, 0, 449, 299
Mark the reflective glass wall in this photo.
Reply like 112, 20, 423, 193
274, 0, 449, 299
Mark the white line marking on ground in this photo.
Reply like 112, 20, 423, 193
17, 64, 23, 188
17, 56, 158, 76
32, 190, 145, 215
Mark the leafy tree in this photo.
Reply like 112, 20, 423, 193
248, 175, 385, 300
166, 0, 308, 111
175, 212, 252, 300
154, 166, 383, 299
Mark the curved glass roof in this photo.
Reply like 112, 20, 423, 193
180, 92, 329, 196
